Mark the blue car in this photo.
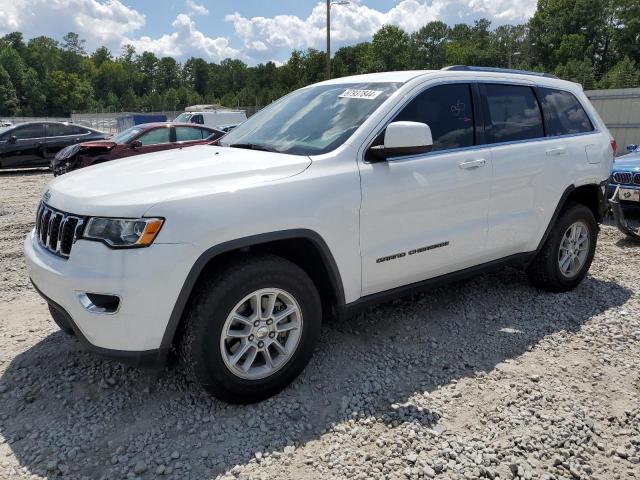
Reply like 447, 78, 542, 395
608, 145, 640, 204
609, 144, 640, 239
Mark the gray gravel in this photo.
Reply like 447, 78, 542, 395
0, 171, 639, 479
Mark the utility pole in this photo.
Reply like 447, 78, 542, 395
326, 1, 349, 80
326, 0, 331, 80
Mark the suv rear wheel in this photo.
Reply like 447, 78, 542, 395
527, 203, 597, 292
179, 255, 322, 403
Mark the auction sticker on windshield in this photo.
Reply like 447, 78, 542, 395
339, 89, 383, 100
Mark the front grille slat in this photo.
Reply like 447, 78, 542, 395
634, 173, 640, 185
613, 172, 634, 184
34, 203, 84, 259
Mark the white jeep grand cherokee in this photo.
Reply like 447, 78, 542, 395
25, 67, 614, 403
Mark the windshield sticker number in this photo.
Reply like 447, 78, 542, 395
339, 89, 383, 100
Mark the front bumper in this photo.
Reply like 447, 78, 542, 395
24, 230, 199, 365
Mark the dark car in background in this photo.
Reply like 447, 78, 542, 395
0, 122, 107, 170
52, 122, 225, 175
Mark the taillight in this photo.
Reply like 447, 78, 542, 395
611, 138, 617, 154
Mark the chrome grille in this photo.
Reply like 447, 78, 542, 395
35, 203, 84, 258
635, 173, 640, 185
613, 172, 633, 184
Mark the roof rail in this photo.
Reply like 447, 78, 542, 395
442, 65, 559, 79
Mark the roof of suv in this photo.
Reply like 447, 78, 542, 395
322, 68, 580, 91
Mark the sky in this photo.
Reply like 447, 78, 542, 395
0, 0, 538, 65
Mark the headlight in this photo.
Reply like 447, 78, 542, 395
83, 217, 164, 248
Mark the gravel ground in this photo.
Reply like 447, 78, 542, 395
0, 171, 639, 480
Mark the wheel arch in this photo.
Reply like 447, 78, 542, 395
158, 229, 345, 358
536, 182, 606, 253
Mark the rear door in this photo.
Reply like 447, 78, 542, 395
43, 123, 91, 159
0, 124, 46, 168
479, 83, 550, 257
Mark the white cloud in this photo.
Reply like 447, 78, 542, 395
0, 0, 539, 65
186, 0, 209, 16
226, 0, 537, 63
124, 14, 241, 62
0, 0, 144, 51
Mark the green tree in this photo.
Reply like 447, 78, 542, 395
156, 57, 180, 92
411, 21, 449, 69
60, 32, 86, 74
92, 46, 112, 68
364, 25, 410, 72
554, 59, 597, 88
599, 57, 640, 88
0, 65, 19, 115
46, 70, 93, 113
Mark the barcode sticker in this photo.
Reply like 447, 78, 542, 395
338, 89, 383, 100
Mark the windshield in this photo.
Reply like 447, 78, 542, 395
175, 113, 192, 123
220, 82, 401, 156
112, 126, 143, 144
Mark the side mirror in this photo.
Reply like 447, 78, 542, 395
368, 122, 433, 161
8, 135, 17, 144
130, 140, 142, 149
627, 144, 638, 153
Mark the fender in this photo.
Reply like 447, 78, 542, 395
157, 229, 345, 359
535, 184, 575, 252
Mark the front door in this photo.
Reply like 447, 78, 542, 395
123, 126, 175, 158
359, 83, 493, 296
0, 124, 46, 168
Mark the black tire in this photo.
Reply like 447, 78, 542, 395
48, 305, 75, 335
179, 254, 322, 404
527, 202, 597, 293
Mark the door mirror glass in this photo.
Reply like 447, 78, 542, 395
130, 140, 142, 149
8, 135, 17, 144
369, 121, 433, 160
627, 144, 638, 153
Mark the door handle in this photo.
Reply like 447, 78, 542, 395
546, 147, 566, 156
459, 158, 486, 170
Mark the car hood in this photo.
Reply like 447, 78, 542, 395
613, 153, 640, 171
53, 141, 117, 163
44, 145, 312, 217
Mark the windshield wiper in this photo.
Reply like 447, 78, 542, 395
228, 143, 278, 153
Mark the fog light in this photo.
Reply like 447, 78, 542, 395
77, 292, 120, 314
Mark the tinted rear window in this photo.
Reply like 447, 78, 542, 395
538, 88, 594, 136
47, 123, 87, 137
482, 84, 544, 144
175, 127, 205, 141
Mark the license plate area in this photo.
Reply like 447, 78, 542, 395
619, 188, 640, 203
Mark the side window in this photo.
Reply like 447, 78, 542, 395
13, 124, 45, 140
138, 128, 172, 146
482, 84, 544, 144
393, 83, 474, 151
538, 88, 594, 136
191, 114, 204, 125
175, 127, 204, 141
47, 123, 86, 137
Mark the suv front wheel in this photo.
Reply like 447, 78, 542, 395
527, 202, 597, 292
179, 255, 322, 403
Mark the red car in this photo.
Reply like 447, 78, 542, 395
51, 123, 224, 175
